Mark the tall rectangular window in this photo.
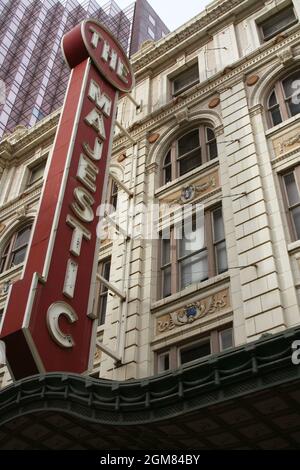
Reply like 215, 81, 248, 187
282, 169, 300, 240
160, 207, 227, 298
97, 257, 111, 326
27, 160, 46, 187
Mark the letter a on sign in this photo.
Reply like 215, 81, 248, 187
0, 20, 134, 380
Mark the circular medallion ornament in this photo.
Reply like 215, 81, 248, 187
246, 74, 259, 86
181, 185, 195, 202
117, 153, 126, 163
208, 97, 220, 108
185, 306, 198, 318
62, 18, 135, 93
148, 133, 160, 144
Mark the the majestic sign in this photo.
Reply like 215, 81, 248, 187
0, 19, 134, 380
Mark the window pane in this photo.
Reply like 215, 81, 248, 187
98, 294, 107, 325
164, 150, 171, 165
213, 208, 225, 241
10, 246, 27, 266
179, 224, 204, 257
291, 206, 300, 239
162, 266, 171, 297
268, 90, 278, 107
178, 130, 199, 156
287, 98, 300, 118
13, 226, 31, 250
284, 172, 300, 206
180, 340, 211, 365
164, 165, 171, 184
208, 140, 218, 160
28, 161, 46, 186
216, 241, 228, 274
180, 250, 208, 288
103, 260, 111, 280
179, 149, 201, 176
206, 127, 215, 141
0, 256, 7, 274
173, 64, 199, 95
162, 238, 170, 265
158, 352, 170, 372
219, 328, 233, 351
270, 107, 283, 126
261, 6, 297, 40
282, 72, 300, 98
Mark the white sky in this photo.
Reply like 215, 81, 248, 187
115, 0, 213, 30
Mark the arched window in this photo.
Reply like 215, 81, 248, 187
0, 225, 32, 274
162, 126, 218, 184
267, 71, 300, 127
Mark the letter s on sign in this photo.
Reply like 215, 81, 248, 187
47, 302, 78, 348
292, 340, 300, 365
71, 187, 95, 223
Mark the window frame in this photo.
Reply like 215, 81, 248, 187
281, 166, 300, 241
170, 62, 200, 97
96, 257, 111, 326
155, 325, 234, 373
267, 71, 300, 127
258, 4, 298, 42
162, 126, 218, 185
159, 206, 227, 299
0, 224, 32, 275
27, 158, 47, 188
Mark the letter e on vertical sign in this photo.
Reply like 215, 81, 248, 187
0, 19, 134, 380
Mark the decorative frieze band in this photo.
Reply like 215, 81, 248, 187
156, 288, 230, 335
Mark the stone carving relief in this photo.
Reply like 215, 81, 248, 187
165, 173, 218, 206
272, 126, 300, 157
156, 288, 229, 335
277, 46, 294, 65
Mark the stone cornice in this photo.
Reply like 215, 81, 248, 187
0, 184, 41, 222
0, 110, 60, 163
2, 27, 300, 159
113, 29, 300, 151
131, 0, 258, 76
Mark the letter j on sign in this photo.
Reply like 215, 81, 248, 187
0, 19, 134, 380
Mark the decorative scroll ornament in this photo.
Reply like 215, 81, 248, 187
280, 132, 300, 153
174, 177, 217, 204
157, 292, 228, 333
175, 107, 189, 124
16, 205, 28, 221
277, 46, 294, 65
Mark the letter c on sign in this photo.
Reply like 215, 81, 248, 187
47, 302, 78, 348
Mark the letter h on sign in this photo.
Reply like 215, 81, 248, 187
0, 20, 134, 380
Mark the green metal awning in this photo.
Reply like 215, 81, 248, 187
1, 327, 300, 449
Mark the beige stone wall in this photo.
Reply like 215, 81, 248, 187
1, 0, 300, 385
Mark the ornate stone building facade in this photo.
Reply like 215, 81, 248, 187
1, 0, 300, 391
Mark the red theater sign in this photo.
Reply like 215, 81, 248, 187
0, 20, 134, 380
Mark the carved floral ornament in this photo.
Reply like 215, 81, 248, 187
156, 289, 229, 334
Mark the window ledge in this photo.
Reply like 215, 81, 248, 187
155, 158, 219, 199
287, 239, 300, 255
151, 271, 230, 312
265, 114, 300, 138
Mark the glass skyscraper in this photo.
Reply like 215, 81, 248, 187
0, 0, 169, 138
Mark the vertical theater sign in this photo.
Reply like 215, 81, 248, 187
0, 20, 134, 380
